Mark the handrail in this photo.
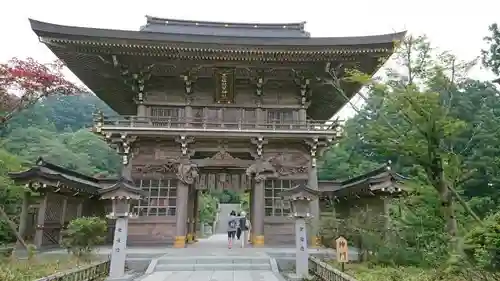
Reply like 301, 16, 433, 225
100, 115, 340, 132
308, 256, 358, 281
34, 259, 110, 281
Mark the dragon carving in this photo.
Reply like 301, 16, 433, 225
266, 153, 309, 176
176, 163, 199, 185
246, 161, 277, 182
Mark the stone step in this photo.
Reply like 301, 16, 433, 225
154, 262, 272, 271
155, 256, 271, 265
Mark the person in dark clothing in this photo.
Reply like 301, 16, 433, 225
227, 210, 239, 248
236, 212, 242, 240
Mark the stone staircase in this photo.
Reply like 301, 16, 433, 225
152, 255, 273, 271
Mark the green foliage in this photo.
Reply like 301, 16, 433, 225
0, 149, 24, 244
0, 93, 120, 245
240, 192, 250, 213
211, 189, 241, 204
319, 34, 500, 276
61, 217, 107, 259
464, 211, 500, 270
198, 192, 219, 224
482, 23, 500, 76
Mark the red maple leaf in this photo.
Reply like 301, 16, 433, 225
0, 57, 83, 125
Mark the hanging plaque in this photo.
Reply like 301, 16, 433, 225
214, 68, 235, 104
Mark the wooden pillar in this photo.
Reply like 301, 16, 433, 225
34, 193, 49, 248
58, 198, 68, 244
187, 185, 195, 244
185, 105, 193, 127
308, 160, 321, 248
252, 179, 265, 247
256, 108, 264, 128
76, 200, 83, 217
249, 185, 255, 244
299, 108, 307, 127
193, 189, 199, 242
137, 104, 147, 117
174, 180, 189, 248
17, 190, 31, 245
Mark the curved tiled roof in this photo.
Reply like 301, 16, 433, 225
28, 18, 405, 120
29, 19, 405, 47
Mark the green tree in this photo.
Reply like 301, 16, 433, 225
482, 23, 500, 77
198, 192, 218, 224
61, 217, 107, 260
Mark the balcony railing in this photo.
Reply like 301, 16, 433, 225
99, 116, 340, 133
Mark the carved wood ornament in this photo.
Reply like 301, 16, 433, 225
266, 153, 308, 176
176, 163, 199, 185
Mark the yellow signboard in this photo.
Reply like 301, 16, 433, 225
335, 236, 349, 263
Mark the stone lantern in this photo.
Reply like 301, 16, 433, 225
280, 183, 320, 280
99, 177, 146, 280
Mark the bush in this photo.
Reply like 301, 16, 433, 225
198, 192, 218, 224
61, 217, 107, 260
464, 211, 500, 270
212, 189, 241, 204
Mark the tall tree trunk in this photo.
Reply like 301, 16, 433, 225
438, 179, 459, 252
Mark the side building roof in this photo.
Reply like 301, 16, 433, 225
8, 157, 118, 196
318, 162, 408, 199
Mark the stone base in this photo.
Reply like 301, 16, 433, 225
310, 236, 322, 248
253, 235, 264, 247
187, 233, 194, 244
173, 236, 186, 248
105, 273, 136, 281
286, 273, 313, 281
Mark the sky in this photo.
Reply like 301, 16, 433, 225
0, 0, 498, 119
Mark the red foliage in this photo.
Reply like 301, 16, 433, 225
0, 57, 82, 124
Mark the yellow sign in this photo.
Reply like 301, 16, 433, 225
336, 236, 349, 263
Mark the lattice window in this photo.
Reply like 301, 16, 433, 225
264, 179, 307, 216
133, 179, 177, 216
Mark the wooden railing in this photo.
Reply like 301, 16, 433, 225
34, 260, 110, 281
101, 116, 339, 132
308, 256, 358, 281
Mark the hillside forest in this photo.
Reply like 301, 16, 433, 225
0, 25, 500, 280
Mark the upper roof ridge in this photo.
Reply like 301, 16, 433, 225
145, 15, 306, 31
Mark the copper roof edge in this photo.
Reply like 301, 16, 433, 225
29, 18, 407, 46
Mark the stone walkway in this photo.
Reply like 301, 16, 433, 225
135, 234, 287, 281
40, 233, 349, 281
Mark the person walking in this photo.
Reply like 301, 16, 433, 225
239, 211, 248, 248
236, 212, 242, 241
227, 210, 238, 249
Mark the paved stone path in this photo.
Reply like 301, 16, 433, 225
41, 233, 349, 281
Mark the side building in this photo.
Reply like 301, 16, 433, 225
25, 16, 405, 247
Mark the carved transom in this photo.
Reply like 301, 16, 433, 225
266, 153, 308, 176
205, 149, 241, 161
